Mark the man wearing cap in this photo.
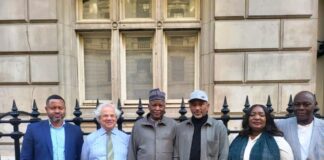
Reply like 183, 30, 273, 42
173, 90, 229, 160
128, 88, 177, 160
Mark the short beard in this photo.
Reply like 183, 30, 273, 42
50, 115, 65, 125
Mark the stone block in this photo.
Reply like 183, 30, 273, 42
283, 19, 316, 48
246, 51, 312, 81
29, 0, 57, 20
201, 54, 213, 85
214, 20, 280, 50
0, 143, 16, 158
0, 25, 29, 52
0, 0, 26, 21
279, 84, 314, 112
28, 24, 58, 51
215, 0, 245, 18
30, 86, 60, 113
214, 53, 244, 82
58, 54, 78, 87
0, 24, 58, 52
201, 23, 214, 54
30, 55, 59, 83
0, 56, 29, 83
214, 84, 279, 113
0, 86, 59, 113
248, 0, 313, 17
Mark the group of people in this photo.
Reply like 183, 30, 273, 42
19, 89, 324, 160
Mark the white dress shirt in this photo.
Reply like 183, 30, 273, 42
297, 121, 313, 160
81, 127, 130, 160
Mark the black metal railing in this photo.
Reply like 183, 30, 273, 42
318, 40, 324, 57
0, 95, 323, 160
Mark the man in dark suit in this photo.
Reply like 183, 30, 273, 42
20, 94, 83, 160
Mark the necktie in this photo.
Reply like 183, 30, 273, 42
107, 132, 114, 160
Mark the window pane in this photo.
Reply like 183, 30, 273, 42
126, 36, 153, 99
167, 35, 196, 99
124, 0, 152, 18
84, 37, 111, 100
167, 0, 196, 18
82, 0, 110, 19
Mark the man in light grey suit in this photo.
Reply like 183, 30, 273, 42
276, 91, 324, 160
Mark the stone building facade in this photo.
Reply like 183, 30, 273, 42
0, 0, 323, 157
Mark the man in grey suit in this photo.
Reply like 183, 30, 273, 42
276, 91, 324, 160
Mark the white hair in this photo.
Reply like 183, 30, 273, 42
94, 102, 121, 122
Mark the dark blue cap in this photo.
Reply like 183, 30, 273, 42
149, 88, 165, 101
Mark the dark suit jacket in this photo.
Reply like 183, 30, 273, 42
20, 120, 84, 160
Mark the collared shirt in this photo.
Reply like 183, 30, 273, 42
49, 120, 65, 160
81, 127, 129, 160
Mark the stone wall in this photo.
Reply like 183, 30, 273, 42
0, 0, 322, 157
0, 0, 60, 112
0, 0, 320, 118
209, 0, 318, 114
0, 0, 79, 115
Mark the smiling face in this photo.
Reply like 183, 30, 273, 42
293, 91, 316, 125
148, 99, 166, 121
189, 99, 209, 119
248, 106, 266, 134
99, 106, 117, 132
46, 99, 66, 127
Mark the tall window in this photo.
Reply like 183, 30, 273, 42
123, 0, 153, 19
166, 0, 198, 19
166, 34, 197, 99
77, 1, 201, 102
125, 35, 153, 99
79, 0, 110, 20
82, 34, 112, 100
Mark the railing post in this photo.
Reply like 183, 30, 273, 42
313, 94, 321, 117
286, 95, 294, 117
73, 99, 83, 126
30, 100, 41, 123
9, 100, 23, 160
243, 96, 250, 114
178, 98, 187, 122
95, 99, 100, 129
117, 98, 124, 130
266, 95, 273, 114
136, 98, 145, 120
221, 96, 230, 129
0, 113, 5, 158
